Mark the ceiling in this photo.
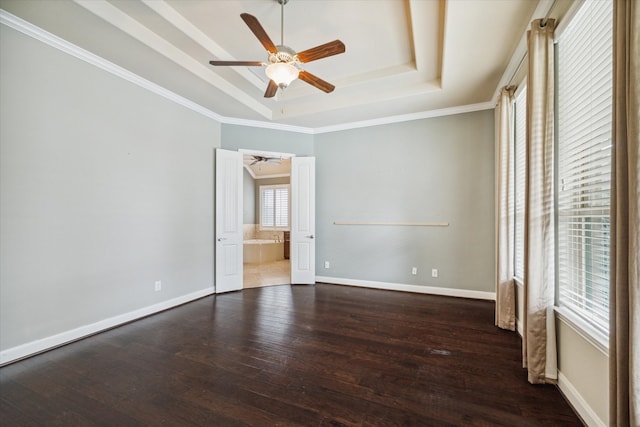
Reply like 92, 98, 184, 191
1, 0, 565, 131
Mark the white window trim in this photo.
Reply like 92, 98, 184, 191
516, 278, 608, 354
514, 277, 524, 288
554, 306, 609, 355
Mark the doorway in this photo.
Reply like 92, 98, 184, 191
215, 148, 316, 293
241, 150, 292, 288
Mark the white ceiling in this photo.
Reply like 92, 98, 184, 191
1, 0, 566, 131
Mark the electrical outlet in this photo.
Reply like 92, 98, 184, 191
154, 280, 162, 291
411, 267, 418, 275
324, 261, 330, 269
431, 269, 439, 278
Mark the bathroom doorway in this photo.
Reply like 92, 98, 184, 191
241, 149, 292, 288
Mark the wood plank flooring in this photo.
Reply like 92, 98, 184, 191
0, 283, 583, 426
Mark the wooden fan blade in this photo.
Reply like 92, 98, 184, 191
298, 71, 335, 93
240, 13, 277, 54
264, 80, 278, 98
209, 60, 263, 66
297, 40, 345, 63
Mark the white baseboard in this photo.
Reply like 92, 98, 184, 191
0, 287, 215, 366
315, 276, 495, 300
557, 371, 607, 427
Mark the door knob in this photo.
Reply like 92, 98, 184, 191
307, 235, 315, 239
217, 237, 227, 242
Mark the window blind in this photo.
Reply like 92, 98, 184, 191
514, 89, 527, 280
274, 187, 288, 227
260, 185, 289, 229
556, 0, 612, 334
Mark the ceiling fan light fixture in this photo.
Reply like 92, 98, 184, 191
209, 3, 345, 98
265, 62, 299, 89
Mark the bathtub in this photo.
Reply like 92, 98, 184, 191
243, 239, 285, 264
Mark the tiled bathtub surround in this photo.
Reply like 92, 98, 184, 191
243, 224, 284, 242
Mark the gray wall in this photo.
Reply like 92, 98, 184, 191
243, 168, 255, 224
314, 111, 495, 292
222, 124, 314, 156
0, 26, 221, 352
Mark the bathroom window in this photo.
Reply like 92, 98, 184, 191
260, 184, 289, 230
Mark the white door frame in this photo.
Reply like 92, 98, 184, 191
216, 149, 316, 288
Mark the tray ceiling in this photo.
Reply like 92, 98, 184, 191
1, 0, 552, 130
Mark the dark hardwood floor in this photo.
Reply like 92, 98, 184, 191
1, 283, 582, 426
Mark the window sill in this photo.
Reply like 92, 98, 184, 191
554, 306, 609, 357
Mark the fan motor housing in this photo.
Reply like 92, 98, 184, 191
269, 45, 298, 64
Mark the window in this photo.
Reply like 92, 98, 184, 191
513, 88, 526, 281
260, 184, 289, 230
556, 0, 612, 335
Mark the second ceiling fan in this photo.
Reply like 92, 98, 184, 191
209, 0, 346, 98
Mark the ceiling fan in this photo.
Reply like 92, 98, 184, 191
209, 0, 345, 98
248, 155, 282, 166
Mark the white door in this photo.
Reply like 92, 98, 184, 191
215, 149, 243, 293
290, 156, 316, 284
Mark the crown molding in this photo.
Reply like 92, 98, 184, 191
222, 116, 315, 134
0, 9, 227, 123
313, 101, 495, 134
1, 9, 496, 136
140, 0, 265, 92
72, 0, 271, 119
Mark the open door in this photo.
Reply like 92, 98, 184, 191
290, 156, 316, 284
215, 149, 243, 293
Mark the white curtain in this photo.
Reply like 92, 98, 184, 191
523, 18, 557, 384
610, 0, 640, 425
496, 86, 516, 331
